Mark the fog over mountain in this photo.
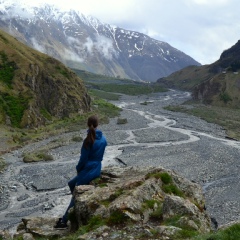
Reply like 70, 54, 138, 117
0, 0, 200, 81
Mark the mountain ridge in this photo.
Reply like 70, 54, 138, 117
157, 40, 240, 107
0, 0, 200, 81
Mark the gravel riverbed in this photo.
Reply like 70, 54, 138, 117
0, 89, 240, 232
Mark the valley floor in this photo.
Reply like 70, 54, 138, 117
0, 89, 240, 232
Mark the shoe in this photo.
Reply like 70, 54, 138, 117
54, 218, 68, 229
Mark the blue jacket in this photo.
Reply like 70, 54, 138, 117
75, 129, 107, 184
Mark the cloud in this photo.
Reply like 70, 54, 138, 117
30, 37, 46, 53
66, 35, 117, 60
94, 35, 117, 59
83, 37, 94, 53
83, 35, 117, 60
192, 0, 229, 5
62, 48, 84, 63
3, 0, 240, 64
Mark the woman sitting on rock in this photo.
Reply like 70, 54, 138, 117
54, 115, 107, 229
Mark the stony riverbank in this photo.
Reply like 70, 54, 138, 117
0, 89, 240, 232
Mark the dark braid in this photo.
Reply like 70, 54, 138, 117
84, 115, 98, 149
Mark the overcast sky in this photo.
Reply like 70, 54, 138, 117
17, 0, 240, 65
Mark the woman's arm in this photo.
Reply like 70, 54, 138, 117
76, 144, 90, 173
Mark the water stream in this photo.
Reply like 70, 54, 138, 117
1, 90, 240, 230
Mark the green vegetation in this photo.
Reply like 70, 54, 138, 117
0, 93, 28, 127
89, 89, 120, 101
142, 199, 163, 220
175, 228, 199, 239
55, 66, 70, 78
164, 103, 240, 140
66, 212, 129, 238
73, 69, 167, 96
72, 69, 128, 82
109, 189, 124, 201
106, 210, 129, 225
146, 171, 184, 197
0, 33, 9, 44
158, 65, 213, 91
77, 215, 105, 235
219, 92, 232, 103
163, 184, 184, 197
92, 98, 121, 118
192, 223, 240, 240
140, 101, 153, 105
100, 188, 124, 206
150, 205, 163, 219
162, 215, 199, 239
0, 157, 6, 171
91, 177, 108, 188
90, 83, 167, 96
71, 136, 83, 142
146, 171, 171, 182
146, 172, 164, 179
159, 172, 172, 184
40, 108, 52, 121
117, 118, 128, 124
22, 151, 54, 163
0, 51, 16, 87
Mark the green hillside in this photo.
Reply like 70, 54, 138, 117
0, 29, 90, 128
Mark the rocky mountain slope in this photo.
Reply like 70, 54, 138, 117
157, 40, 240, 107
0, 0, 200, 82
0, 28, 90, 128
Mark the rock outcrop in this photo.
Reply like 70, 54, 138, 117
0, 29, 91, 128
13, 166, 211, 240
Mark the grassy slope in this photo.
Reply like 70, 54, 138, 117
158, 65, 214, 90
73, 69, 168, 96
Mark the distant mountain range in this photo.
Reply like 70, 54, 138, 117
0, 0, 200, 82
157, 40, 240, 108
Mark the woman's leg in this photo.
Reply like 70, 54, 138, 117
68, 175, 78, 194
62, 197, 74, 223
60, 175, 78, 224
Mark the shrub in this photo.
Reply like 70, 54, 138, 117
77, 215, 105, 235
106, 210, 129, 225
193, 223, 240, 240
0, 51, 16, 87
162, 184, 184, 197
117, 118, 128, 124
40, 108, 52, 121
146, 171, 172, 183
160, 172, 172, 184
0, 157, 6, 171
22, 151, 54, 163
146, 171, 184, 197
219, 92, 232, 103
1, 93, 28, 127
142, 199, 163, 220
72, 136, 82, 142
150, 206, 163, 219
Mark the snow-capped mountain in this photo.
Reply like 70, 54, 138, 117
0, 0, 200, 81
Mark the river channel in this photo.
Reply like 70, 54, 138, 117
0, 89, 240, 232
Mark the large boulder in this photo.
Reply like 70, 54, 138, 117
72, 166, 211, 239
14, 166, 211, 239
